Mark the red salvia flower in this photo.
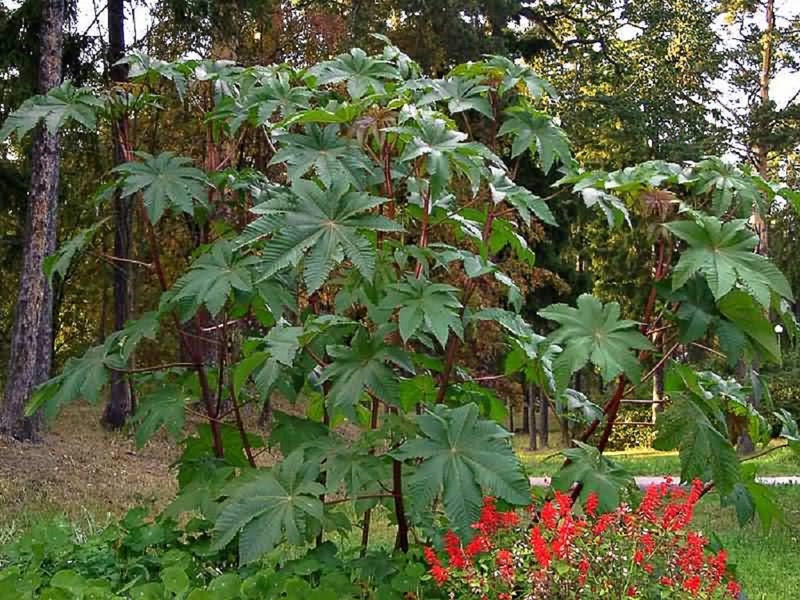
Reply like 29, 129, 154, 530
584, 492, 599, 517
444, 531, 467, 569
540, 501, 558, 530
530, 526, 551, 569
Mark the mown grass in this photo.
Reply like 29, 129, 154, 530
514, 437, 800, 478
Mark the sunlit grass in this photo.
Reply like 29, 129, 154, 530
514, 436, 800, 478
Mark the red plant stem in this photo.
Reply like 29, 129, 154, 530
435, 203, 496, 404
361, 397, 381, 555
139, 203, 224, 458
230, 380, 257, 468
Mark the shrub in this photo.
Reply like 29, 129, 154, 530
423, 487, 742, 599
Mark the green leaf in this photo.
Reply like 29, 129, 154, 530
213, 449, 324, 564
418, 77, 493, 119
393, 403, 529, 535
498, 106, 571, 172
690, 157, 765, 217
320, 325, 414, 415
161, 567, 190, 594
653, 397, 740, 494
106, 311, 161, 361
721, 465, 780, 529
270, 411, 329, 456
250, 179, 401, 293
311, 48, 400, 99
552, 442, 634, 512
382, 276, 463, 348
26, 341, 124, 421
270, 124, 373, 187
114, 151, 208, 224
0, 80, 104, 140
169, 242, 255, 319
665, 215, 793, 306
43, 219, 107, 283
131, 384, 189, 447
539, 294, 652, 384
718, 290, 781, 364
488, 167, 556, 226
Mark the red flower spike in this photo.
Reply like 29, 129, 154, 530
584, 492, 599, 517
431, 564, 449, 586
541, 501, 558, 530
443, 531, 468, 569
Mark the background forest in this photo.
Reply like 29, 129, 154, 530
1, 1, 800, 599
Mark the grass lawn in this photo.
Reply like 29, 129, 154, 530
515, 436, 800, 478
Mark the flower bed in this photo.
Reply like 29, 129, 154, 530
424, 481, 742, 599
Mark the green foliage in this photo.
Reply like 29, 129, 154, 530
552, 442, 635, 513
539, 294, 652, 386
320, 325, 413, 416
382, 277, 463, 347
0, 80, 103, 140
394, 403, 530, 536
12, 42, 796, 574
244, 179, 401, 293
666, 214, 793, 307
213, 450, 324, 564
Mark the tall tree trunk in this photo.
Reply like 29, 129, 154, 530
1, 0, 64, 440
739, 0, 775, 453
104, 0, 133, 428
526, 383, 537, 451
539, 389, 549, 448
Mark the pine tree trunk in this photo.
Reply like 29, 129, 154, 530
739, 0, 774, 453
1, 0, 64, 440
527, 383, 537, 451
104, 0, 133, 428
539, 389, 549, 448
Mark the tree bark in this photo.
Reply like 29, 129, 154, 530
739, 0, 774, 453
104, 0, 133, 428
1, 0, 64, 440
526, 383, 537, 451
539, 389, 549, 448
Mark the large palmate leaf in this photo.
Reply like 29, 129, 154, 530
251, 179, 401, 293
114, 152, 209, 224
653, 396, 740, 494
498, 106, 571, 172
320, 325, 414, 415
552, 442, 634, 512
397, 116, 497, 195
689, 157, 765, 217
488, 167, 556, 226
213, 449, 324, 564
539, 294, 652, 385
717, 290, 781, 364
270, 124, 373, 187
484, 55, 558, 98
393, 404, 529, 536
167, 243, 256, 319
418, 77, 493, 119
665, 215, 793, 307
234, 324, 304, 401
131, 384, 190, 447
26, 342, 126, 421
381, 276, 463, 348
721, 464, 780, 529
43, 219, 108, 283
311, 48, 400, 99
0, 80, 104, 140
